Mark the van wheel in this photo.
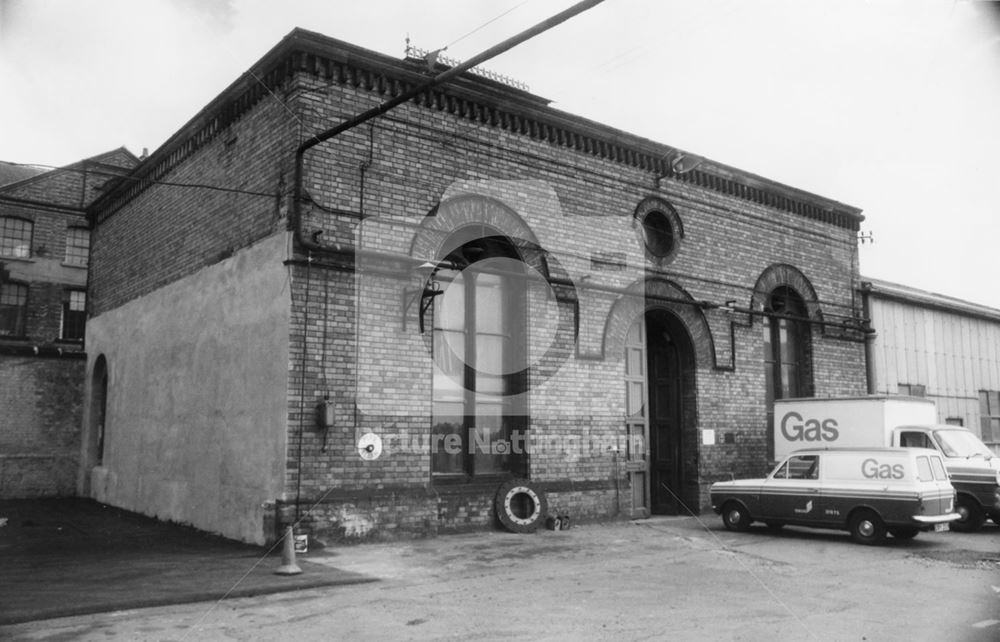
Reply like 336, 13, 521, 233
721, 502, 751, 532
849, 509, 887, 545
888, 527, 919, 540
951, 497, 985, 533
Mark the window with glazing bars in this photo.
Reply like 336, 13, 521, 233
62, 290, 86, 341
65, 227, 90, 266
979, 391, 1000, 443
0, 217, 32, 258
0, 282, 28, 336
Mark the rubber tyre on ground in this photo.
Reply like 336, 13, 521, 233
887, 526, 919, 540
495, 479, 547, 534
721, 502, 752, 532
849, 509, 887, 545
951, 497, 985, 533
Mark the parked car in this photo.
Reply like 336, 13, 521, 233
710, 447, 960, 545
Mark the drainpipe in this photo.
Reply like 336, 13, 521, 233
859, 281, 878, 394
290, 0, 605, 256
282, 0, 605, 521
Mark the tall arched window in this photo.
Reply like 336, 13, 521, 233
762, 286, 813, 406
430, 233, 527, 480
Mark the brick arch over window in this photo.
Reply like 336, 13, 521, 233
410, 195, 549, 278
750, 264, 823, 327
603, 278, 714, 368
411, 193, 577, 387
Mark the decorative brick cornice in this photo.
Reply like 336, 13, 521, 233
91, 28, 864, 232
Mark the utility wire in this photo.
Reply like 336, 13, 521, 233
445, 0, 531, 49
0, 161, 276, 199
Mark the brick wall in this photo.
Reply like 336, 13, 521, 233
0, 150, 134, 500
280, 63, 867, 540
89, 98, 296, 316
88, 36, 867, 543
0, 355, 84, 497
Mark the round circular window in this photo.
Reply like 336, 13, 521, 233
634, 198, 683, 264
641, 210, 675, 257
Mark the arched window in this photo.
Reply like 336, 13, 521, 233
430, 233, 527, 480
762, 286, 813, 405
91, 355, 109, 466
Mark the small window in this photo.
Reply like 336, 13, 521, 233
633, 197, 683, 265
945, 417, 964, 427
0, 217, 32, 259
897, 383, 926, 397
640, 210, 675, 257
773, 455, 818, 480
0, 282, 28, 336
61, 290, 86, 341
915, 456, 933, 482
979, 391, 1000, 444
899, 431, 932, 449
65, 227, 90, 266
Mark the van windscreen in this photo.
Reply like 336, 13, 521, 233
933, 429, 993, 458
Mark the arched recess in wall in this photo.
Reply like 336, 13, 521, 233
409, 194, 578, 387
88, 354, 109, 467
603, 277, 714, 369
410, 195, 547, 276
750, 264, 823, 328
753, 265, 819, 459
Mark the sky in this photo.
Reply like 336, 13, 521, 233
1, 0, 998, 308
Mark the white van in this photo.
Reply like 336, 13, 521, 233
710, 447, 959, 545
772, 396, 1000, 532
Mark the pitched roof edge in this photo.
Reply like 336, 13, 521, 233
861, 276, 1000, 321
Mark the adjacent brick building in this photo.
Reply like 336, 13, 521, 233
0, 148, 138, 497
84, 29, 868, 544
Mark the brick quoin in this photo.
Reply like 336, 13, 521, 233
87, 30, 867, 544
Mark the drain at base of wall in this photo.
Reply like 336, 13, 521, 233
494, 478, 548, 534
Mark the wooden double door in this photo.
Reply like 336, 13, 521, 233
624, 311, 687, 518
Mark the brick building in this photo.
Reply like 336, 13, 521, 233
84, 30, 868, 545
0, 148, 138, 497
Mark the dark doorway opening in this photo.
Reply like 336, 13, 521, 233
645, 310, 695, 515
90, 355, 108, 466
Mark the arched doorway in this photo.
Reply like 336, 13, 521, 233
89, 355, 108, 467
624, 309, 696, 516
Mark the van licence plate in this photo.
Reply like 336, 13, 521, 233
934, 523, 949, 532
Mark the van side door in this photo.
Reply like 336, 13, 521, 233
760, 454, 825, 522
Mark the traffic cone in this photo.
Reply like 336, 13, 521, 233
274, 525, 303, 575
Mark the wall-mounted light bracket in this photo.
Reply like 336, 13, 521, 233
402, 262, 444, 333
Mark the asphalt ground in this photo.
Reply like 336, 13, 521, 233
0, 498, 373, 625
